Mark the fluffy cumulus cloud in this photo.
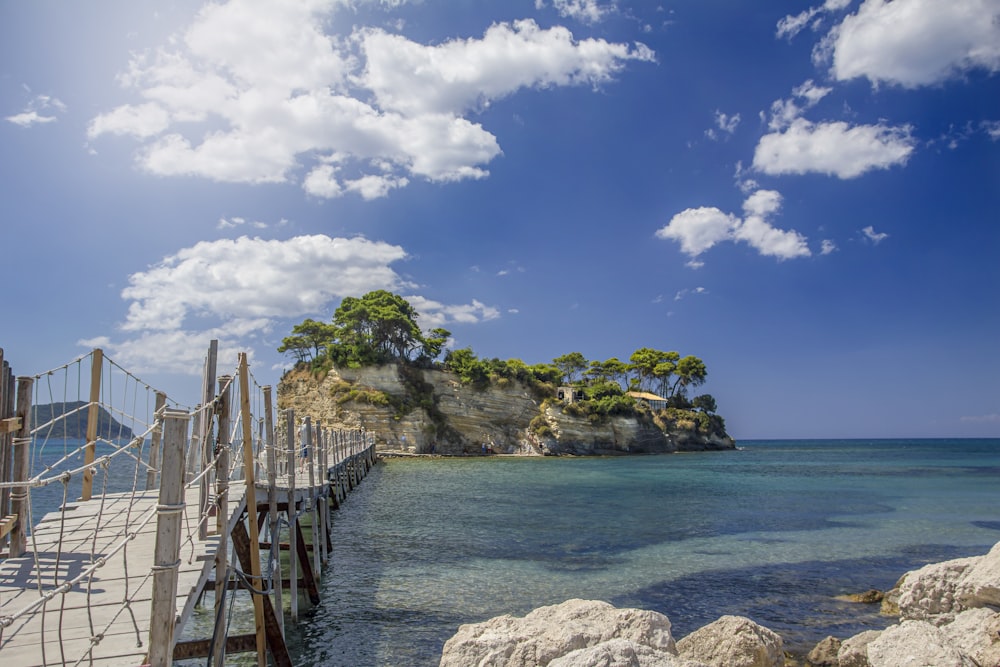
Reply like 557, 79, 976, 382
753, 82, 915, 178
92, 234, 499, 373
754, 118, 915, 178
656, 190, 810, 265
87, 0, 652, 198
821, 0, 1000, 87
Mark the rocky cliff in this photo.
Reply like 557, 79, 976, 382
277, 363, 735, 456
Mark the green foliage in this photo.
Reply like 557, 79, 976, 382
692, 394, 717, 413
444, 347, 490, 387
553, 351, 588, 385
279, 291, 452, 368
529, 412, 554, 438
278, 318, 338, 363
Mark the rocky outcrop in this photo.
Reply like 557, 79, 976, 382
674, 615, 784, 667
440, 542, 1000, 667
865, 620, 975, 667
438, 599, 678, 667
278, 364, 735, 455
438, 600, 784, 667
827, 540, 1000, 666
807, 636, 842, 666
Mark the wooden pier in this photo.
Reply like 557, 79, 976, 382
0, 346, 378, 666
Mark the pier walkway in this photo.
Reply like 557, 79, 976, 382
0, 345, 377, 666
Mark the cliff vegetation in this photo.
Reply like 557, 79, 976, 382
277, 290, 734, 455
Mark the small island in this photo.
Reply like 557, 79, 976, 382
277, 290, 734, 455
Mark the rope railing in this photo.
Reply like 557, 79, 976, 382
0, 344, 379, 667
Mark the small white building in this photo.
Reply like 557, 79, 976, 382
557, 386, 586, 403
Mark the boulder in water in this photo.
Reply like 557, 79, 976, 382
438, 599, 675, 667
675, 615, 784, 667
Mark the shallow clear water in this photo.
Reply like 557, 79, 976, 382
288, 439, 1000, 666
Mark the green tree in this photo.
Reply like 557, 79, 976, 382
629, 348, 679, 395
332, 290, 424, 363
444, 347, 489, 385
553, 352, 588, 385
692, 394, 717, 413
420, 327, 451, 363
671, 355, 708, 397
277, 318, 337, 363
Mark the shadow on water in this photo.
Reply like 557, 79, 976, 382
613, 543, 987, 658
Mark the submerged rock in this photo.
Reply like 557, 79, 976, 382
841, 589, 884, 604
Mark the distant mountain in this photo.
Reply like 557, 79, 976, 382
31, 402, 135, 441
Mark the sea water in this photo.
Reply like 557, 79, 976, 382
288, 439, 1000, 666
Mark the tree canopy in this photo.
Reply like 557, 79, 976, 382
279, 290, 451, 368
279, 291, 714, 411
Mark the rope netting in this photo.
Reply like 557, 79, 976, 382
0, 346, 377, 666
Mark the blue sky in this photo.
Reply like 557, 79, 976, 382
1, 0, 998, 439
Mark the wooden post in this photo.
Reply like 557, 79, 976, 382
238, 353, 267, 667
80, 348, 103, 501
212, 376, 231, 667
264, 386, 284, 639
198, 340, 218, 539
0, 350, 11, 546
147, 409, 189, 667
9, 376, 33, 557
285, 409, 298, 624
319, 428, 329, 565
145, 391, 167, 490
306, 419, 320, 580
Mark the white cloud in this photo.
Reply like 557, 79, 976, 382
861, 225, 889, 244
656, 190, 811, 263
753, 118, 915, 178
766, 80, 832, 132
120, 235, 411, 333
823, 0, 1000, 87
706, 110, 740, 140
542, 0, 615, 24
655, 207, 737, 257
404, 295, 501, 328
6, 94, 67, 127
91, 233, 499, 374
88, 2, 652, 197
821, 239, 838, 254
982, 120, 1000, 140
776, 0, 852, 39
358, 19, 653, 116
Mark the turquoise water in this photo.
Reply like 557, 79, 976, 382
290, 439, 1000, 666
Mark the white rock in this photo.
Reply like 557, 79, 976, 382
866, 620, 975, 667
956, 540, 1000, 610
438, 599, 676, 667
897, 556, 978, 624
942, 607, 1000, 667
838, 629, 881, 667
547, 638, 707, 667
675, 615, 783, 667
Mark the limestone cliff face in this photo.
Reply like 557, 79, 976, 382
277, 364, 735, 455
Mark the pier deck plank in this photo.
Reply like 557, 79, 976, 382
0, 482, 246, 667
